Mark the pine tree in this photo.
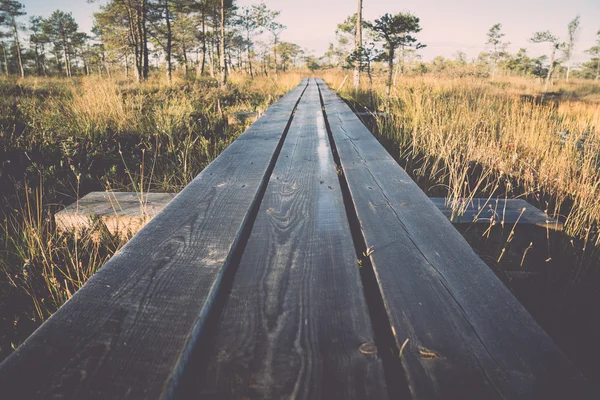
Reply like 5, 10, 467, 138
368, 12, 424, 98
584, 29, 600, 81
353, 0, 362, 89
42, 10, 87, 77
0, 0, 26, 77
530, 31, 561, 92
94, 0, 150, 81
486, 24, 509, 79
238, 5, 260, 78
29, 16, 48, 76
250, 2, 284, 79
0, 29, 9, 75
563, 15, 581, 82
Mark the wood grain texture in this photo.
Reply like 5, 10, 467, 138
316, 78, 594, 400
195, 79, 388, 399
0, 79, 309, 400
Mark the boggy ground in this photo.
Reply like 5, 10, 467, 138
0, 72, 303, 362
324, 70, 600, 387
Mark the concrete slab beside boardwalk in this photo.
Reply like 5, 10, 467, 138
57, 191, 562, 237
55, 191, 177, 236
430, 197, 563, 231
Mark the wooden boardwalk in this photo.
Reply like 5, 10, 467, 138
0, 79, 593, 399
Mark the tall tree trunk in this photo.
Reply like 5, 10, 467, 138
54, 51, 63, 75
63, 49, 69, 77
125, 53, 130, 77
101, 50, 111, 78
142, 1, 149, 79
247, 30, 253, 78
136, 0, 149, 80
491, 46, 497, 80
401, 45, 407, 75
126, 0, 141, 82
11, 20, 24, 78
183, 48, 188, 77
165, 0, 172, 83
219, 0, 227, 86
128, 50, 139, 80
566, 61, 571, 82
596, 59, 600, 81
34, 45, 40, 75
229, 51, 234, 72
196, 49, 203, 77
386, 49, 395, 100
544, 46, 556, 93
273, 35, 278, 80
41, 44, 47, 76
200, 8, 206, 76
1, 43, 8, 76
213, 3, 220, 77
207, 41, 215, 77
68, 53, 72, 77
367, 60, 374, 108
63, 35, 72, 78
134, 59, 140, 80
353, 0, 362, 89
67, 50, 73, 77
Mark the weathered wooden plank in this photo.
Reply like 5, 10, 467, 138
316, 78, 593, 400
194, 79, 387, 399
56, 191, 177, 236
430, 197, 563, 230
0, 79, 309, 400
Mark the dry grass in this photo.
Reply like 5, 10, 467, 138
2, 181, 129, 321
0, 71, 302, 357
324, 71, 600, 247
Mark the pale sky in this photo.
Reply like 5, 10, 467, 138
20, 0, 600, 63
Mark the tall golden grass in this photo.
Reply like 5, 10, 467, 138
324, 71, 600, 247
0, 71, 302, 356
2, 180, 129, 321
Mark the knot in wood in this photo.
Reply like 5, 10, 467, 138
359, 343, 377, 355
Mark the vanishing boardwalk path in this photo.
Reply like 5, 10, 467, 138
0, 79, 594, 399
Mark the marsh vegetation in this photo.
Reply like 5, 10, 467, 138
0, 72, 302, 361
2, 0, 600, 387
324, 71, 600, 383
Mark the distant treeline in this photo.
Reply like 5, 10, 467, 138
329, 12, 599, 88
0, 0, 598, 84
0, 0, 301, 83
